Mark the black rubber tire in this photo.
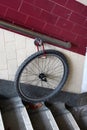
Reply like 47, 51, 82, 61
14, 49, 69, 103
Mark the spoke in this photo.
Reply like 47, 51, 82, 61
46, 81, 54, 89
22, 73, 38, 77
32, 78, 41, 86
47, 77, 59, 86
46, 57, 59, 72
20, 76, 39, 84
48, 77, 62, 83
31, 59, 42, 73
25, 68, 38, 76
41, 81, 43, 88
41, 58, 44, 72
45, 59, 62, 74
36, 57, 43, 73
47, 69, 64, 76
43, 57, 50, 73
47, 83, 56, 89
43, 81, 48, 88
44, 56, 53, 73
48, 78, 58, 84
46, 82, 50, 89
25, 66, 38, 75
38, 57, 43, 72
47, 62, 63, 72
47, 75, 61, 80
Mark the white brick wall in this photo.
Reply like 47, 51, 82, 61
76, 0, 87, 5
0, 28, 35, 81
0, 28, 85, 93
3, 29, 15, 42
0, 52, 7, 70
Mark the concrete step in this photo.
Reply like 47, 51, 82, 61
45, 102, 80, 130
0, 111, 5, 130
66, 104, 87, 130
0, 97, 34, 130
0, 96, 87, 130
28, 104, 59, 130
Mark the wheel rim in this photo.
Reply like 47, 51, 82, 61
18, 53, 65, 101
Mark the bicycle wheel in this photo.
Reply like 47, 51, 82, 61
14, 50, 69, 103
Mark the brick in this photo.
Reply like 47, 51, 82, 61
24, 0, 35, 4
72, 24, 87, 36
25, 16, 45, 32
56, 17, 74, 31
0, 4, 7, 17
17, 49, 27, 65
5, 42, 16, 60
69, 12, 86, 25
26, 38, 35, 57
20, 2, 41, 18
83, 19, 87, 27
5, 8, 27, 25
52, 4, 71, 18
77, 47, 86, 55
39, 10, 58, 24
81, 6, 87, 17
51, 0, 67, 6
0, 70, 8, 80
15, 35, 26, 50
60, 30, 76, 42
3, 29, 15, 42
0, 42, 5, 51
5, 43, 16, 52
66, 0, 84, 14
35, 0, 54, 12
75, 35, 87, 47
6, 50, 16, 60
0, 52, 7, 70
0, 0, 21, 10
7, 59, 18, 75
69, 46, 78, 54
0, 29, 5, 51
8, 75, 15, 81
72, 24, 81, 33
43, 24, 61, 38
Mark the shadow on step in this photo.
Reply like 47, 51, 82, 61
45, 102, 80, 130
66, 104, 87, 130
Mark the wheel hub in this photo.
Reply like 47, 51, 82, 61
39, 73, 47, 82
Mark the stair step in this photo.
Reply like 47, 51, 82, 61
0, 97, 34, 130
66, 104, 87, 130
0, 96, 87, 130
0, 111, 4, 130
28, 104, 59, 130
45, 102, 80, 130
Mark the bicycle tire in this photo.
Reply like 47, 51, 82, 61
14, 49, 69, 103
